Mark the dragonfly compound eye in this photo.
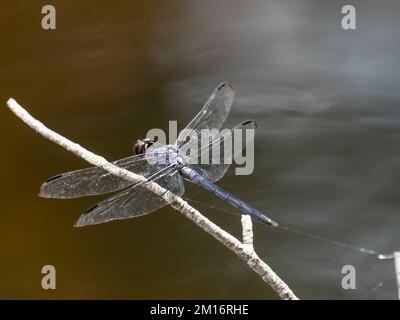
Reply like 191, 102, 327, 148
133, 140, 145, 155
133, 139, 155, 155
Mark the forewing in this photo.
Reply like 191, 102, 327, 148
39, 154, 159, 199
176, 82, 235, 147
75, 171, 185, 227
186, 120, 256, 182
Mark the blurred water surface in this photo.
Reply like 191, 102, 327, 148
0, 0, 399, 299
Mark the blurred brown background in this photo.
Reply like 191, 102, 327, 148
0, 0, 399, 299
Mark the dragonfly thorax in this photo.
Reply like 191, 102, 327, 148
145, 144, 185, 168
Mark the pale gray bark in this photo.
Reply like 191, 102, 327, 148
241, 215, 254, 248
394, 252, 400, 300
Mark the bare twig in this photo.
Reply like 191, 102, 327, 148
241, 215, 254, 249
394, 251, 400, 300
6, 98, 298, 300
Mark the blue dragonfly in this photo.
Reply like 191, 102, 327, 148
40, 83, 278, 227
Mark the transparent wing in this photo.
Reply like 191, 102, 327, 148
40, 153, 161, 199
185, 120, 257, 182
75, 168, 184, 227
176, 82, 235, 147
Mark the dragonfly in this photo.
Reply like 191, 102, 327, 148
40, 82, 278, 227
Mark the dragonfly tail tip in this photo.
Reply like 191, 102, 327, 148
271, 220, 279, 227
259, 215, 279, 227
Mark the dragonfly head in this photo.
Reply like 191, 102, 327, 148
133, 138, 155, 155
